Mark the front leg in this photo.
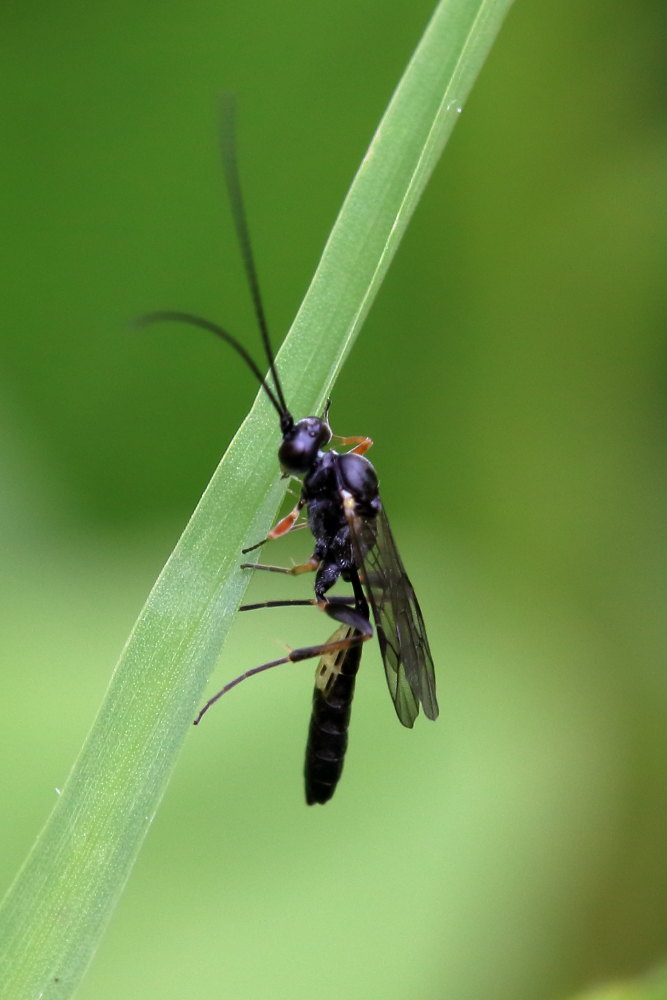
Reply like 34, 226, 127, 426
242, 497, 306, 554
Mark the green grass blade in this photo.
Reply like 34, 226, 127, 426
0, 0, 514, 995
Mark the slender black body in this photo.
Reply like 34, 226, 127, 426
141, 98, 438, 804
298, 449, 378, 803
304, 633, 362, 805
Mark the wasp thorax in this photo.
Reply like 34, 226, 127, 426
339, 452, 379, 502
278, 416, 332, 475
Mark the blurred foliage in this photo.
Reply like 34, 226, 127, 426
0, 1, 665, 999
568, 966, 667, 1000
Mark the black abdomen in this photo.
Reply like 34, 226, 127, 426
304, 641, 362, 805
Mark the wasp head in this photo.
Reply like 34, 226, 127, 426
278, 415, 332, 475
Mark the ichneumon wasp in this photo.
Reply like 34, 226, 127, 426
140, 101, 438, 804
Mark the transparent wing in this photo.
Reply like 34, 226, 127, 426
345, 502, 438, 728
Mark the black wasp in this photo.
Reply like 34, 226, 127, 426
141, 103, 438, 804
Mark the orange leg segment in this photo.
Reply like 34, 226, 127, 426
268, 505, 303, 540
242, 498, 305, 554
334, 435, 374, 456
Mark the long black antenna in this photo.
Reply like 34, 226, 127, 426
137, 310, 287, 420
219, 95, 290, 418
137, 99, 294, 431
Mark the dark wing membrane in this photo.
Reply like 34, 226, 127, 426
345, 503, 438, 728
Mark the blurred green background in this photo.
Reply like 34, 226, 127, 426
1, 1, 666, 998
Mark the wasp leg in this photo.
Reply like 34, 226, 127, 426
242, 498, 306, 554
332, 434, 374, 456
240, 556, 319, 576
239, 596, 355, 612
193, 607, 372, 725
